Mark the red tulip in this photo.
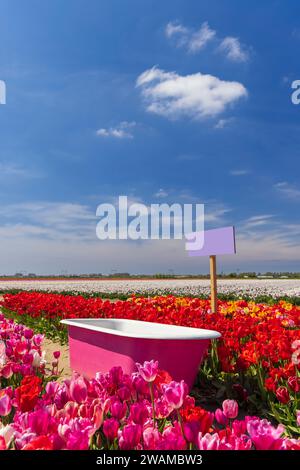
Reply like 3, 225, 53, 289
275, 386, 290, 404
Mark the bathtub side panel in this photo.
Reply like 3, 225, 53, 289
67, 325, 210, 388
68, 326, 137, 378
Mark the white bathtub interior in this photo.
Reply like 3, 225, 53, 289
61, 318, 221, 340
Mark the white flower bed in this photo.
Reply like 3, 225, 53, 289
0, 279, 299, 298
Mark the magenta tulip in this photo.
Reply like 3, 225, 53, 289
110, 399, 127, 420
69, 377, 88, 404
118, 423, 142, 450
136, 360, 158, 383
53, 351, 61, 360
247, 418, 284, 450
103, 418, 119, 441
215, 408, 229, 426
130, 402, 149, 425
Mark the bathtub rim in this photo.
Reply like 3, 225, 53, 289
61, 318, 221, 340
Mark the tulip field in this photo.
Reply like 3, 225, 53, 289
0, 286, 300, 450
0, 278, 299, 299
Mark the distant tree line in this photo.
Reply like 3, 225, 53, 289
0, 271, 299, 279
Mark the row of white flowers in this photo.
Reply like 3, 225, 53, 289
0, 279, 299, 297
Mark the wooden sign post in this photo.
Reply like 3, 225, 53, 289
209, 255, 217, 313
186, 226, 236, 314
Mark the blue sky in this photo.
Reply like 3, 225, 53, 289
0, 0, 299, 274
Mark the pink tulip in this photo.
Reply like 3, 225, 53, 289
54, 384, 71, 409
1, 312, 300, 454
91, 402, 103, 430
66, 429, 91, 450
129, 402, 149, 425
132, 373, 149, 395
78, 404, 89, 418
0, 341, 6, 366
103, 418, 119, 441
15, 341, 28, 356
45, 381, 60, 398
222, 399, 239, 419
215, 408, 228, 426
155, 397, 172, 419
0, 437, 5, 450
118, 423, 142, 450
282, 438, 300, 450
0, 393, 12, 416
163, 380, 188, 410
24, 328, 34, 339
64, 401, 79, 419
4, 345, 12, 357
198, 432, 221, 450
183, 421, 200, 445
3, 386, 13, 398
232, 419, 247, 436
23, 353, 33, 364
0, 425, 14, 448
109, 366, 123, 385
58, 423, 71, 440
110, 399, 127, 420
143, 426, 161, 450
136, 360, 158, 383
1, 363, 13, 379
31, 350, 46, 368
220, 434, 252, 450
28, 409, 51, 435
161, 422, 186, 450
247, 418, 285, 450
69, 377, 88, 404
20, 363, 32, 376
296, 410, 300, 427
292, 340, 300, 350
33, 334, 44, 347
117, 385, 131, 401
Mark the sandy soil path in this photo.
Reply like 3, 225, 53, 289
43, 338, 72, 380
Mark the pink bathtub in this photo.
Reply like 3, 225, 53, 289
61, 318, 221, 389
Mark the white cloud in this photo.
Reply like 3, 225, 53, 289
242, 214, 275, 228
230, 169, 250, 176
165, 21, 188, 38
215, 118, 234, 129
165, 21, 216, 53
0, 163, 43, 179
188, 22, 216, 52
274, 182, 300, 200
204, 204, 232, 223
0, 226, 299, 275
136, 67, 247, 120
96, 121, 136, 139
0, 202, 96, 242
165, 21, 251, 62
154, 188, 169, 198
218, 37, 249, 62
0, 199, 299, 274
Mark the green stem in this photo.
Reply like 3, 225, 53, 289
149, 382, 156, 427
177, 410, 185, 437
